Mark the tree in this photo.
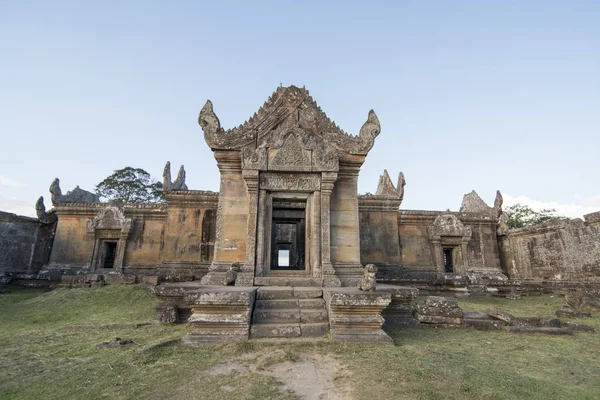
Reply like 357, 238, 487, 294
504, 203, 562, 229
95, 167, 164, 205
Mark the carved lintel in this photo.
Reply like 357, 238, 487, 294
259, 172, 321, 192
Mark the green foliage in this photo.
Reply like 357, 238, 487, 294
505, 203, 563, 229
95, 167, 164, 205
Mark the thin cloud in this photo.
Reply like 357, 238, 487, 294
503, 193, 600, 220
0, 192, 36, 217
0, 175, 24, 187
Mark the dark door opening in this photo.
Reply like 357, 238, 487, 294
271, 200, 306, 270
102, 241, 118, 269
443, 247, 454, 273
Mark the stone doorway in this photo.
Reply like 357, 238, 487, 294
271, 200, 306, 271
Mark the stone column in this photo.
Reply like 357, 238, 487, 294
321, 172, 341, 287
236, 169, 259, 286
431, 238, 443, 273
254, 189, 268, 277
329, 158, 364, 286
201, 151, 248, 285
311, 190, 322, 280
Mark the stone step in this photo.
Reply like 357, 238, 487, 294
252, 308, 328, 324
255, 299, 299, 309
250, 323, 301, 338
299, 298, 325, 308
256, 287, 323, 300
300, 309, 329, 323
253, 308, 301, 324
250, 323, 330, 338
254, 277, 322, 287
254, 298, 325, 310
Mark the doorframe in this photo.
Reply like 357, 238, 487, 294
256, 191, 317, 278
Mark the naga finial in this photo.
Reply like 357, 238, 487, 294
397, 172, 406, 203
35, 196, 57, 224
198, 100, 221, 136
162, 161, 187, 191
359, 109, 381, 140
494, 190, 504, 217
162, 161, 172, 192
49, 178, 62, 205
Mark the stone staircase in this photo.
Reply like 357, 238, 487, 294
250, 287, 330, 339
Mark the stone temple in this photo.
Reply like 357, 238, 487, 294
2, 85, 599, 343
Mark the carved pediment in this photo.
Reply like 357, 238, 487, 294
269, 133, 312, 171
86, 207, 132, 233
429, 214, 472, 239
198, 85, 381, 160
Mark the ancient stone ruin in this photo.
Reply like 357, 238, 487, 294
1, 85, 599, 343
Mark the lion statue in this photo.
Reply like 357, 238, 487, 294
358, 264, 378, 292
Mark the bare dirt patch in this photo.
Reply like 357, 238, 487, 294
207, 350, 353, 399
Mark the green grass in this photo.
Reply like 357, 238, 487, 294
1, 285, 599, 399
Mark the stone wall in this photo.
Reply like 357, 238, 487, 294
499, 212, 600, 280
366, 210, 502, 282
358, 195, 402, 274
45, 194, 218, 280
0, 211, 55, 275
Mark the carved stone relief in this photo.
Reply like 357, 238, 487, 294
259, 173, 321, 192
269, 133, 312, 171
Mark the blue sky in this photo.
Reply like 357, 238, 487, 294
1, 1, 599, 218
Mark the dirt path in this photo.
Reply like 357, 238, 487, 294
208, 350, 353, 399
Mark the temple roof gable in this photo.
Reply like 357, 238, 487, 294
198, 85, 381, 157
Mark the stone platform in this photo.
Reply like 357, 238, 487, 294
153, 282, 400, 345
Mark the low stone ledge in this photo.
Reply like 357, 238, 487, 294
156, 304, 179, 324
503, 326, 573, 335
183, 286, 257, 346
555, 309, 592, 319
464, 319, 505, 331
104, 274, 136, 285
379, 284, 419, 326
323, 288, 393, 344
415, 296, 464, 328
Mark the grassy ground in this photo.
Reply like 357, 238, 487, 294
1, 285, 599, 400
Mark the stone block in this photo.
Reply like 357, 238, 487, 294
323, 287, 392, 344
560, 321, 595, 332
416, 314, 463, 325
140, 275, 160, 286
464, 319, 505, 331
183, 287, 257, 345
104, 274, 136, 285
503, 326, 573, 335
300, 323, 330, 337
424, 296, 458, 309
156, 305, 179, 324
415, 305, 463, 318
